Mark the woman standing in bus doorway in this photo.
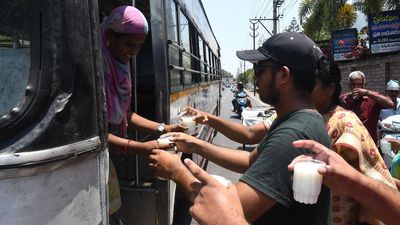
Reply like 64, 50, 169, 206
101, 6, 186, 224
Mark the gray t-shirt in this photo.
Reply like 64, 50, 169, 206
240, 109, 332, 225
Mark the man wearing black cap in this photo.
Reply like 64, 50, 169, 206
148, 32, 332, 225
233, 32, 331, 225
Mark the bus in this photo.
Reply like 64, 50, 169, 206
0, 0, 221, 224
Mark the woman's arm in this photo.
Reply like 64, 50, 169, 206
128, 112, 186, 134
108, 133, 159, 155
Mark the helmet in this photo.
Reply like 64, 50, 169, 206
237, 82, 244, 89
386, 80, 400, 91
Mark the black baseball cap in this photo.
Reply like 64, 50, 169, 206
236, 32, 323, 75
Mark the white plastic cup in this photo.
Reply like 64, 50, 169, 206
157, 136, 174, 145
380, 139, 391, 154
181, 116, 196, 134
210, 174, 231, 187
292, 159, 325, 204
157, 136, 177, 152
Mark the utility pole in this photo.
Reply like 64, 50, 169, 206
249, 21, 259, 96
250, 0, 284, 36
249, 21, 259, 51
273, 0, 284, 34
249, 1, 283, 95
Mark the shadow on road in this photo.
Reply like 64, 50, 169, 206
229, 115, 241, 120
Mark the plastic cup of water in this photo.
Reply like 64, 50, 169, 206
292, 159, 325, 204
181, 116, 196, 134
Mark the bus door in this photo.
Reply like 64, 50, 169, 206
0, 1, 108, 224
97, 1, 170, 225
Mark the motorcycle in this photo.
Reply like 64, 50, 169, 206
378, 114, 400, 168
232, 91, 251, 116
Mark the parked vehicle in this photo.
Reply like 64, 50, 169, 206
378, 114, 400, 168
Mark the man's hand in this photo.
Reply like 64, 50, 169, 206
162, 132, 205, 154
184, 159, 249, 225
183, 106, 209, 124
351, 88, 369, 100
149, 149, 184, 180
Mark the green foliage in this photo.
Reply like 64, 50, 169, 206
284, 18, 301, 32
237, 68, 255, 85
353, 0, 399, 21
299, 0, 357, 41
221, 69, 234, 78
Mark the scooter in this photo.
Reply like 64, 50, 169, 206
232, 91, 251, 117
378, 114, 400, 168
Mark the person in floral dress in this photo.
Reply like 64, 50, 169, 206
312, 59, 397, 225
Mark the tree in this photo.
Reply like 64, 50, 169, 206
353, 0, 400, 20
237, 68, 255, 86
336, 3, 357, 29
299, 0, 357, 40
221, 69, 234, 78
284, 18, 301, 32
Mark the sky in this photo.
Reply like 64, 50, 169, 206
201, 0, 302, 76
201, 0, 367, 76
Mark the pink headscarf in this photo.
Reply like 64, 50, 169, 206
101, 6, 148, 136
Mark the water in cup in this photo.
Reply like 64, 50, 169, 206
157, 136, 174, 145
181, 116, 196, 134
292, 159, 325, 204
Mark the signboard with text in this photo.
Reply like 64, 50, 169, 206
332, 28, 357, 61
368, 10, 400, 54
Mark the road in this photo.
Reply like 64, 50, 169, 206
190, 87, 268, 225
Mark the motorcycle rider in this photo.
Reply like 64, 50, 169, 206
231, 82, 252, 112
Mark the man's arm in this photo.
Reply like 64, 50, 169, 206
205, 113, 268, 144
368, 91, 394, 108
290, 140, 400, 225
169, 132, 256, 173
236, 181, 276, 222
184, 107, 268, 144
185, 159, 250, 225
150, 156, 250, 225
199, 141, 257, 173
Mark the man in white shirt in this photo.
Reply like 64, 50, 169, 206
380, 80, 400, 120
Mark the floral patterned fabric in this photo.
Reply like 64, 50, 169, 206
324, 109, 397, 225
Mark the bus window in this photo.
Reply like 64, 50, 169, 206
0, 1, 30, 116
199, 37, 205, 82
204, 45, 209, 81
180, 11, 192, 87
166, 0, 178, 43
190, 27, 200, 83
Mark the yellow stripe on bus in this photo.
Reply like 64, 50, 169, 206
170, 83, 215, 103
